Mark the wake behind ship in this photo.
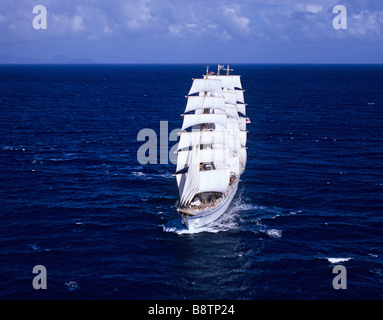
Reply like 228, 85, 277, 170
174, 64, 250, 230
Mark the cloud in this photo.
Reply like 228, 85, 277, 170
123, 0, 153, 31
168, 23, 183, 36
254, 0, 383, 43
1, 0, 383, 63
50, 13, 86, 32
103, 25, 112, 34
294, 4, 323, 14
2, 0, 382, 43
350, 9, 383, 37
222, 6, 251, 33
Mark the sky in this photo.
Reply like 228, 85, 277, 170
0, 0, 383, 63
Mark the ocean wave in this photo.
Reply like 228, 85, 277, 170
1, 145, 27, 152
325, 257, 353, 264
132, 171, 145, 177
64, 280, 80, 291
263, 229, 283, 238
162, 213, 238, 235
369, 267, 382, 277
131, 170, 173, 180
163, 223, 222, 235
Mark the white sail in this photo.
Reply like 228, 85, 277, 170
198, 169, 230, 194
176, 149, 190, 173
177, 147, 230, 171
239, 131, 247, 147
229, 156, 240, 175
181, 114, 227, 131
238, 147, 247, 173
188, 79, 223, 96
179, 132, 201, 206
228, 136, 240, 154
177, 130, 228, 151
227, 118, 240, 135
214, 107, 239, 120
237, 103, 246, 116
235, 90, 245, 103
222, 91, 237, 105
223, 104, 240, 119
185, 96, 225, 113
239, 117, 248, 131
222, 90, 244, 104
204, 75, 242, 89
200, 147, 230, 164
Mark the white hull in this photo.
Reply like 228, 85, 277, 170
181, 178, 239, 230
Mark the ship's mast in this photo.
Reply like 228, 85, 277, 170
223, 64, 233, 75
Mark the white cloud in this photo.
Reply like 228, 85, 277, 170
1, 0, 383, 57
123, 0, 152, 30
222, 6, 250, 33
350, 10, 383, 37
295, 4, 323, 14
168, 23, 183, 36
103, 26, 112, 34
73, 16, 85, 31
50, 13, 86, 32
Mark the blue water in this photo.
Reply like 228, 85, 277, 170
0, 64, 382, 299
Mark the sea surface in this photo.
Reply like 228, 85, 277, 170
0, 64, 382, 300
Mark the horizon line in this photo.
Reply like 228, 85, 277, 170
1, 62, 383, 65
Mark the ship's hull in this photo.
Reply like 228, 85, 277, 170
181, 178, 239, 230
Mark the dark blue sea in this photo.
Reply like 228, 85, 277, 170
0, 64, 382, 300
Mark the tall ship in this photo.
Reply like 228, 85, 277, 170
174, 64, 250, 230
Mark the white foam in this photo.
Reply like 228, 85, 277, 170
163, 224, 221, 235
156, 173, 174, 179
2, 145, 27, 151
64, 280, 79, 291
232, 203, 264, 212
132, 171, 145, 177
265, 229, 282, 238
162, 190, 299, 236
326, 257, 352, 264
162, 215, 235, 235
162, 202, 241, 235
132, 171, 173, 180
29, 243, 40, 251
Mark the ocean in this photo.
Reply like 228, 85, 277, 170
0, 64, 382, 300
